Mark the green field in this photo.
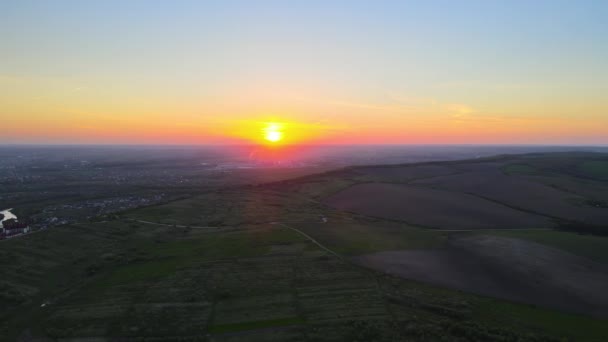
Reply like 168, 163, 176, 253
480, 229, 608, 264
3, 153, 608, 341
502, 163, 538, 175
2, 191, 607, 341
580, 160, 608, 180
292, 220, 447, 255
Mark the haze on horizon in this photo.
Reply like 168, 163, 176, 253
1, 0, 607, 145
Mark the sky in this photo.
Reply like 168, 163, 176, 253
1, 0, 607, 145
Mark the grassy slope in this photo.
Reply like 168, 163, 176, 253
580, 160, 608, 180
478, 229, 608, 264
3, 153, 608, 341
502, 163, 538, 175
2, 202, 606, 341
293, 220, 447, 255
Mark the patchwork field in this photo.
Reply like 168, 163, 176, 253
3, 152, 608, 341
480, 229, 608, 264
3, 216, 606, 341
413, 172, 608, 225
314, 153, 608, 324
324, 183, 551, 229
354, 164, 459, 182
354, 235, 608, 317
322, 152, 608, 229
579, 160, 608, 180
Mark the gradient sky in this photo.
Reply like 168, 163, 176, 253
1, 0, 607, 145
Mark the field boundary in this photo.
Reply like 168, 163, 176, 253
277, 222, 344, 261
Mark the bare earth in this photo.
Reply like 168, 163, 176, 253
324, 183, 552, 230
355, 164, 458, 182
353, 235, 608, 317
413, 172, 608, 225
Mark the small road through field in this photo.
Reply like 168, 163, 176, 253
131, 217, 345, 260
276, 222, 344, 260
133, 219, 219, 229
437, 228, 552, 232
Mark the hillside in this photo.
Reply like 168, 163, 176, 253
2, 152, 608, 341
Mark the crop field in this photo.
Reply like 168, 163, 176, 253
413, 171, 608, 225
502, 163, 539, 175
355, 234, 608, 317
4, 215, 605, 341
291, 178, 358, 199
526, 176, 608, 205
290, 219, 447, 255
322, 153, 608, 228
324, 183, 551, 229
313, 153, 608, 327
3, 152, 608, 341
127, 189, 316, 227
354, 164, 458, 183
579, 160, 608, 180
479, 229, 608, 264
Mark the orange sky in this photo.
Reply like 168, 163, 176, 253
2, 1, 607, 145
3, 82, 606, 145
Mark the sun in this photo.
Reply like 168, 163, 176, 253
263, 123, 284, 143
265, 130, 283, 142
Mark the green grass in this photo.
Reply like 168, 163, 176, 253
385, 276, 608, 341
296, 178, 356, 199
5, 216, 608, 341
296, 221, 447, 255
482, 229, 608, 263
502, 163, 537, 175
98, 259, 185, 286
579, 160, 608, 180
476, 297, 608, 341
98, 227, 306, 287
5, 164, 608, 341
209, 317, 305, 333
126, 193, 225, 225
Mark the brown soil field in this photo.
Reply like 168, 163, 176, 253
411, 170, 504, 190
354, 164, 458, 182
413, 172, 608, 224
526, 175, 608, 203
451, 162, 505, 172
353, 235, 608, 317
323, 183, 551, 230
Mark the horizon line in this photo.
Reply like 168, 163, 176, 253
1, 143, 608, 148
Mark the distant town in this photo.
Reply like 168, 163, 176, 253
2, 145, 607, 241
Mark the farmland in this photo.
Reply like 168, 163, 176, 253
2, 208, 605, 341
579, 160, 608, 180
2, 152, 608, 341
354, 234, 608, 317
319, 152, 608, 228
324, 183, 551, 230
478, 229, 608, 264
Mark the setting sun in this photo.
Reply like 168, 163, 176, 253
265, 131, 282, 142
263, 123, 284, 143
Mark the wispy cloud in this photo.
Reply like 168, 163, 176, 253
445, 104, 475, 115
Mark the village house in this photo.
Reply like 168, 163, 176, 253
0, 220, 30, 239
